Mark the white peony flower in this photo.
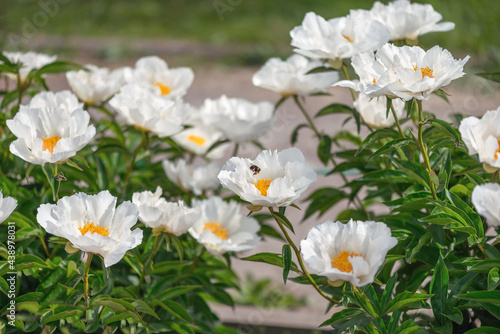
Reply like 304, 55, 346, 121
162, 159, 221, 196
252, 54, 339, 96
472, 183, 500, 227
290, 11, 390, 63
336, 44, 469, 101
370, 0, 455, 41
0, 191, 17, 224
301, 219, 398, 287
66, 64, 125, 105
3, 51, 57, 84
459, 107, 500, 172
171, 123, 228, 159
218, 148, 317, 207
109, 83, 192, 138
132, 186, 200, 235
189, 197, 261, 254
36, 190, 143, 267
353, 93, 405, 129
200, 95, 276, 143
124, 56, 194, 99
6, 91, 96, 165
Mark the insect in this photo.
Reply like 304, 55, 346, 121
249, 164, 261, 175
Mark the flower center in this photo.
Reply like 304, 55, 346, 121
413, 66, 434, 79
254, 178, 273, 196
495, 139, 500, 159
78, 221, 109, 237
187, 135, 206, 146
154, 82, 171, 95
342, 34, 354, 43
331, 251, 362, 273
204, 221, 228, 240
42, 136, 61, 155
372, 78, 377, 85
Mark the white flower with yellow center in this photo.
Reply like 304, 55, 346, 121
472, 183, 500, 227
370, 0, 455, 41
189, 197, 261, 254
3, 51, 57, 84
354, 93, 405, 129
200, 95, 275, 143
6, 91, 96, 165
252, 54, 339, 96
301, 219, 397, 287
162, 159, 221, 196
336, 44, 469, 101
290, 10, 390, 63
109, 83, 192, 137
36, 190, 143, 267
125, 56, 194, 99
218, 148, 317, 207
459, 107, 500, 172
0, 191, 17, 224
171, 123, 228, 159
132, 187, 200, 235
66, 64, 125, 105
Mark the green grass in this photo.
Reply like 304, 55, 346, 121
2, 0, 500, 69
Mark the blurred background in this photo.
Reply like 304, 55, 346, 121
2, 0, 499, 70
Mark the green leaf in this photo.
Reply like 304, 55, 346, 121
458, 291, 500, 304
169, 234, 184, 262
320, 308, 363, 327
394, 319, 427, 334
465, 327, 500, 334
381, 274, 398, 311
15, 254, 49, 271
480, 302, 500, 320
443, 307, 463, 324
368, 138, 414, 160
315, 103, 353, 117
282, 244, 292, 284
427, 119, 460, 146
356, 128, 400, 156
157, 285, 200, 301
476, 72, 500, 83
384, 292, 431, 314
132, 300, 160, 320
151, 261, 190, 274
304, 187, 346, 220
430, 256, 449, 324
306, 66, 337, 74
91, 297, 142, 321
241, 252, 299, 273
153, 299, 193, 323
43, 309, 83, 323
290, 123, 308, 144
33, 61, 83, 76
317, 135, 332, 165
271, 211, 294, 233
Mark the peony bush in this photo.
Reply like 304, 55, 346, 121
1, 0, 499, 333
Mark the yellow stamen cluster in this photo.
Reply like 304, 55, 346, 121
413, 66, 434, 79
187, 135, 206, 147
42, 136, 62, 155
78, 221, 110, 237
372, 78, 377, 85
154, 82, 172, 96
331, 251, 361, 273
204, 222, 228, 240
254, 178, 273, 197
495, 139, 500, 160
342, 34, 354, 43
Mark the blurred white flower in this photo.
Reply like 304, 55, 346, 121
290, 11, 390, 63
3, 51, 57, 84
0, 191, 17, 224
336, 44, 469, 101
354, 93, 405, 129
189, 197, 260, 254
132, 186, 200, 235
472, 183, 500, 227
66, 65, 125, 105
171, 123, 228, 159
201, 95, 275, 143
6, 91, 96, 165
459, 107, 500, 172
37, 190, 143, 267
124, 56, 194, 99
252, 54, 339, 96
109, 83, 192, 137
162, 159, 221, 195
218, 148, 317, 207
370, 0, 455, 41
301, 219, 397, 287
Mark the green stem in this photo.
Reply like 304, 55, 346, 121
293, 95, 321, 138
41, 164, 56, 202
416, 99, 438, 200
269, 208, 339, 304
188, 248, 206, 275
341, 63, 357, 102
53, 164, 61, 202
136, 233, 163, 296
39, 236, 51, 259
232, 143, 239, 157
123, 131, 149, 194
83, 253, 93, 308
390, 104, 404, 139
